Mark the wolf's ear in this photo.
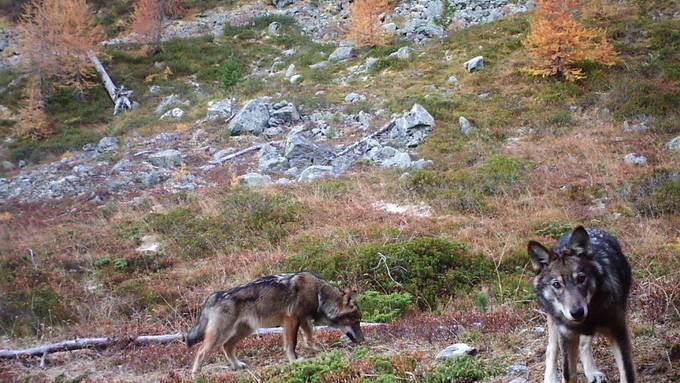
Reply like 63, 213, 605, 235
567, 226, 589, 257
528, 240, 554, 272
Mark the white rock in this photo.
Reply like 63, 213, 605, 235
436, 343, 477, 360
148, 149, 183, 168
297, 165, 335, 182
667, 136, 680, 151
447, 75, 459, 86
624, 153, 647, 166
136, 234, 163, 253
285, 64, 296, 78
160, 107, 186, 120
459, 116, 476, 135
345, 92, 367, 104
329, 46, 357, 62
464, 56, 485, 72
389, 46, 415, 60
290, 74, 304, 84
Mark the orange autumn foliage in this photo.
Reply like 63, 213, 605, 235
524, 0, 619, 81
16, 76, 53, 141
18, 0, 104, 91
346, 0, 392, 48
131, 0, 185, 52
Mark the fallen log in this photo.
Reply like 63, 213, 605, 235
209, 140, 284, 165
0, 323, 384, 360
335, 120, 396, 158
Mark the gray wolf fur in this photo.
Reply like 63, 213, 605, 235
186, 272, 364, 377
529, 226, 635, 383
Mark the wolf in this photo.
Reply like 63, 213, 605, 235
528, 226, 635, 383
185, 272, 364, 377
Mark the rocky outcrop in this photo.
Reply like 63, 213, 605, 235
229, 98, 271, 136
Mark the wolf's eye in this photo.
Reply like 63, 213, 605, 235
576, 275, 586, 284
552, 281, 562, 289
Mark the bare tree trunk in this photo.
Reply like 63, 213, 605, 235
0, 323, 383, 360
87, 51, 136, 115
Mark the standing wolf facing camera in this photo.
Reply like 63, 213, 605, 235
186, 272, 364, 377
528, 226, 635, 383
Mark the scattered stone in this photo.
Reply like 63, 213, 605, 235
436, 343, 478, 360
148, 149, 183, 168
459, 116, 477, 135
381, 151, 412, 169
272, 0, 295, 9
97, 137, 119, 153
155, 94, 190, 115
136, 234, 163, 253
149, 85, 161, 95
328, 46, 357, 62
1, 161, 15, 171
239, 172, 273, 188
389, 46, 415, 60
228, 98, 270, 136
365, 57, 379, 71
269, 103, 300, 126
290, 74, 304, 84
285, 64, 297, 78
478, 92, 492, 101
624, 153, 648, 166
623, 115, 654, 133
160, 107, 186, 120
268, 21, 281, 36
258, 144, 289, 173
345, 92, 367, 104
666, 136, 680, 151
447, 75, 459, 86
464, 56, 485, 72
412, 159, 433, 170
309, 61, 330, 69
285, 132, 335, 169
206, 99, 233, 120
297, 165, 335, 183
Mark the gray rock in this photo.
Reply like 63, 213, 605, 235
152, 132, 179, 143
365, 57, 379, 70
285, 133, 335, 169
206, 99, 233, 120
389, 104, 436, 146
297, 165, 335, 183
447, 75, 459, 86
285, 64, 297, 78
667, 136, 680, 151
459, 116, 476, 135
383, 23, 399, 33
155, 94, 190, 115
381, 151, 412, 169
508, 364, 529, 376
413, 159, 434, 169
138, 171, 163, 187
149, 85, 161, 95
97, 137, 119, 152
624, 153, 648, 166
228, 98, 270, 136
290, 74, 304, 84
269, 103, 300, 125
239, 172, 273, 188
83, 143, 97, 151
389, 46, 415, 60
1, 161, 14, 170
464, 56, 485, 72
623, 115, 653, 132
160, 107, 186, 120
282, 49, 296, 57
401, 19, 445, 42
309, 61, 330, 69
112, 159, 134, 174
258, 144, 289, 173
148, 149, 183, 168
329, 46, 357, 62
478, 92, 492, 101
272, 0, 295, 9
136, 234, 163, 253
345, 92, 367, 104
435, 343, 477, 360
268, 21, 281, 36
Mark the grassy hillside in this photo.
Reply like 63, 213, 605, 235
1, 1, 679, 382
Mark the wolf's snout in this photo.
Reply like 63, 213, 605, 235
570, 306, 586, 320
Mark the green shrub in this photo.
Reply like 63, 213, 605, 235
626, 170, 680, 217
220, 56, 243, 90
358, 291, 413, 323
284, 237, 494, 309
270, 351, 347, 383
533, 220, 575, 239
426, 356, 495, 383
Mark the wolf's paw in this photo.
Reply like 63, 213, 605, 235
587, 371, 608, 383
232, 361, 248, 370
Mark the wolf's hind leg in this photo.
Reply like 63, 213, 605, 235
544, 316, 560, 383
191, 328, 217, 378
222, 325, 251, 370
283, 316, 301, 362
580, 335, 608, 383
301, 319, 322, 352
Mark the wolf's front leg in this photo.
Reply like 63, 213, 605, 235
301, 319, 322, 352
610, 324, 635, 383
283, 316, 301, 362
560, 334, 579, 383
580, 335, 608, 383
544, 316, 560, 383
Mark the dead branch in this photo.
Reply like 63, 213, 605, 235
0, 323, 384, 360
209, 140, 283, 165
336, 120, 395, 157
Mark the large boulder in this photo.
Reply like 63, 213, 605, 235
269, 102, 301, 126
389, 104, 436, 147
206, 99, 233, 121
228, 98, 270, 136
148, 149, 183, 168
329, 46, 357, 62
285, 132, 335, 169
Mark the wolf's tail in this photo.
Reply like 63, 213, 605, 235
186, 310, 208, 348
